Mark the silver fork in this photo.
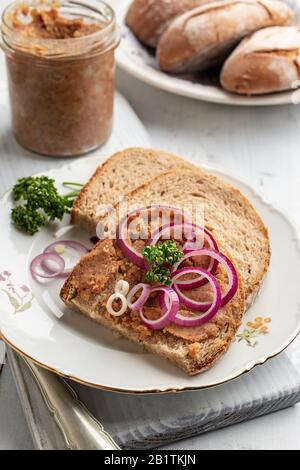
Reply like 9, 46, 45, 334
7, 348, 120, 450
0, 341, 5, 377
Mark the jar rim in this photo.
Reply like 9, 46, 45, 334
1, 0, 120, 60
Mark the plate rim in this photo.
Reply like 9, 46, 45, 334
117, 50, 295, 107
1, 155, 300, 394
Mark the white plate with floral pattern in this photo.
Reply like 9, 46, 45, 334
115, 0, 299, 106
0, 155, 300, 393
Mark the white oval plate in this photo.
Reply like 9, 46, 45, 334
1, 155, 300, 393
115, 0, 298, 106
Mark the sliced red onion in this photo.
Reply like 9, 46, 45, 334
44, 240, 89, 253
117, 205, 191, 268
44, 240, 89, 256
173, 249, 238, 310
30, 253, 65, 279
151, 222, 218, 286
171, 267, 222, 327
127, 283, 151, 312
182, 231, 198, 252
140, 286, 179, 330
106, 293, 128, 317
43, 240, 89, 276
150, 223, 217, 249
115, 280, 130, 296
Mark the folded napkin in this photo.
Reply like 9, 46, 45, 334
70, 353, 300, 449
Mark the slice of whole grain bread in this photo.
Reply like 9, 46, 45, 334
71, 148, 196, 233
100, 168, 270, 305
60, 239, 244, 375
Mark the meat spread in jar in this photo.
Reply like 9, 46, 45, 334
1, 1, 120, 157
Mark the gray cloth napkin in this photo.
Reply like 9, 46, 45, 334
70, 353, 300, 449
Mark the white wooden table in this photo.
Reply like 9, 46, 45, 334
1, 0, 300, 450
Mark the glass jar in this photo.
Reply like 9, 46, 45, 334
0, 0, 120, 157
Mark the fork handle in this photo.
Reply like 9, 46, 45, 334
8, 348, 119, 450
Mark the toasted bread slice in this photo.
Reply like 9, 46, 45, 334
71, 148, 196, 233
60, 239, 244, 375
101, 169, 270, 305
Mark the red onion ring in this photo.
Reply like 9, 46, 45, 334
30, 253, 65, 279
43, 240, 89, 276
182, 231, 199, 252
117, 205, 191, 268
127, 283, 151, 312
44, 240, 89, 255
173, 249, 238, 310
150, 223, 217, 249
140, 286, 179, 330
151, 222, 218, 286
170, 267, 222, 327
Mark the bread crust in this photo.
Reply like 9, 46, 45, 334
221, 26, 300, 95
125, 0, 210, 47
71, 147, 196, 232
156, 0, 294, 73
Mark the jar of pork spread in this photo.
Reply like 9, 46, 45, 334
0, 0, 120, 157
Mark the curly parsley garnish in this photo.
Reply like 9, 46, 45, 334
11, 177, 83, 235
142, 240, 183, 286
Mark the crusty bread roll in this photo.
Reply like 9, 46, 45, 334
221, 26, 300, 95
157, 0, 294, 73
126, 0, 212, 48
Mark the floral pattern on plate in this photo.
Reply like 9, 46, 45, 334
237, 317, 272, 347
0, 271, 33, 314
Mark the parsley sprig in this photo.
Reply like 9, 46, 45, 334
142, 240, 183, 286
11, 176, 83, 235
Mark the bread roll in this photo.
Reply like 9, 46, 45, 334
125, 0, 211, 47
221, 26, 300, 95
157, 0, 294, 73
